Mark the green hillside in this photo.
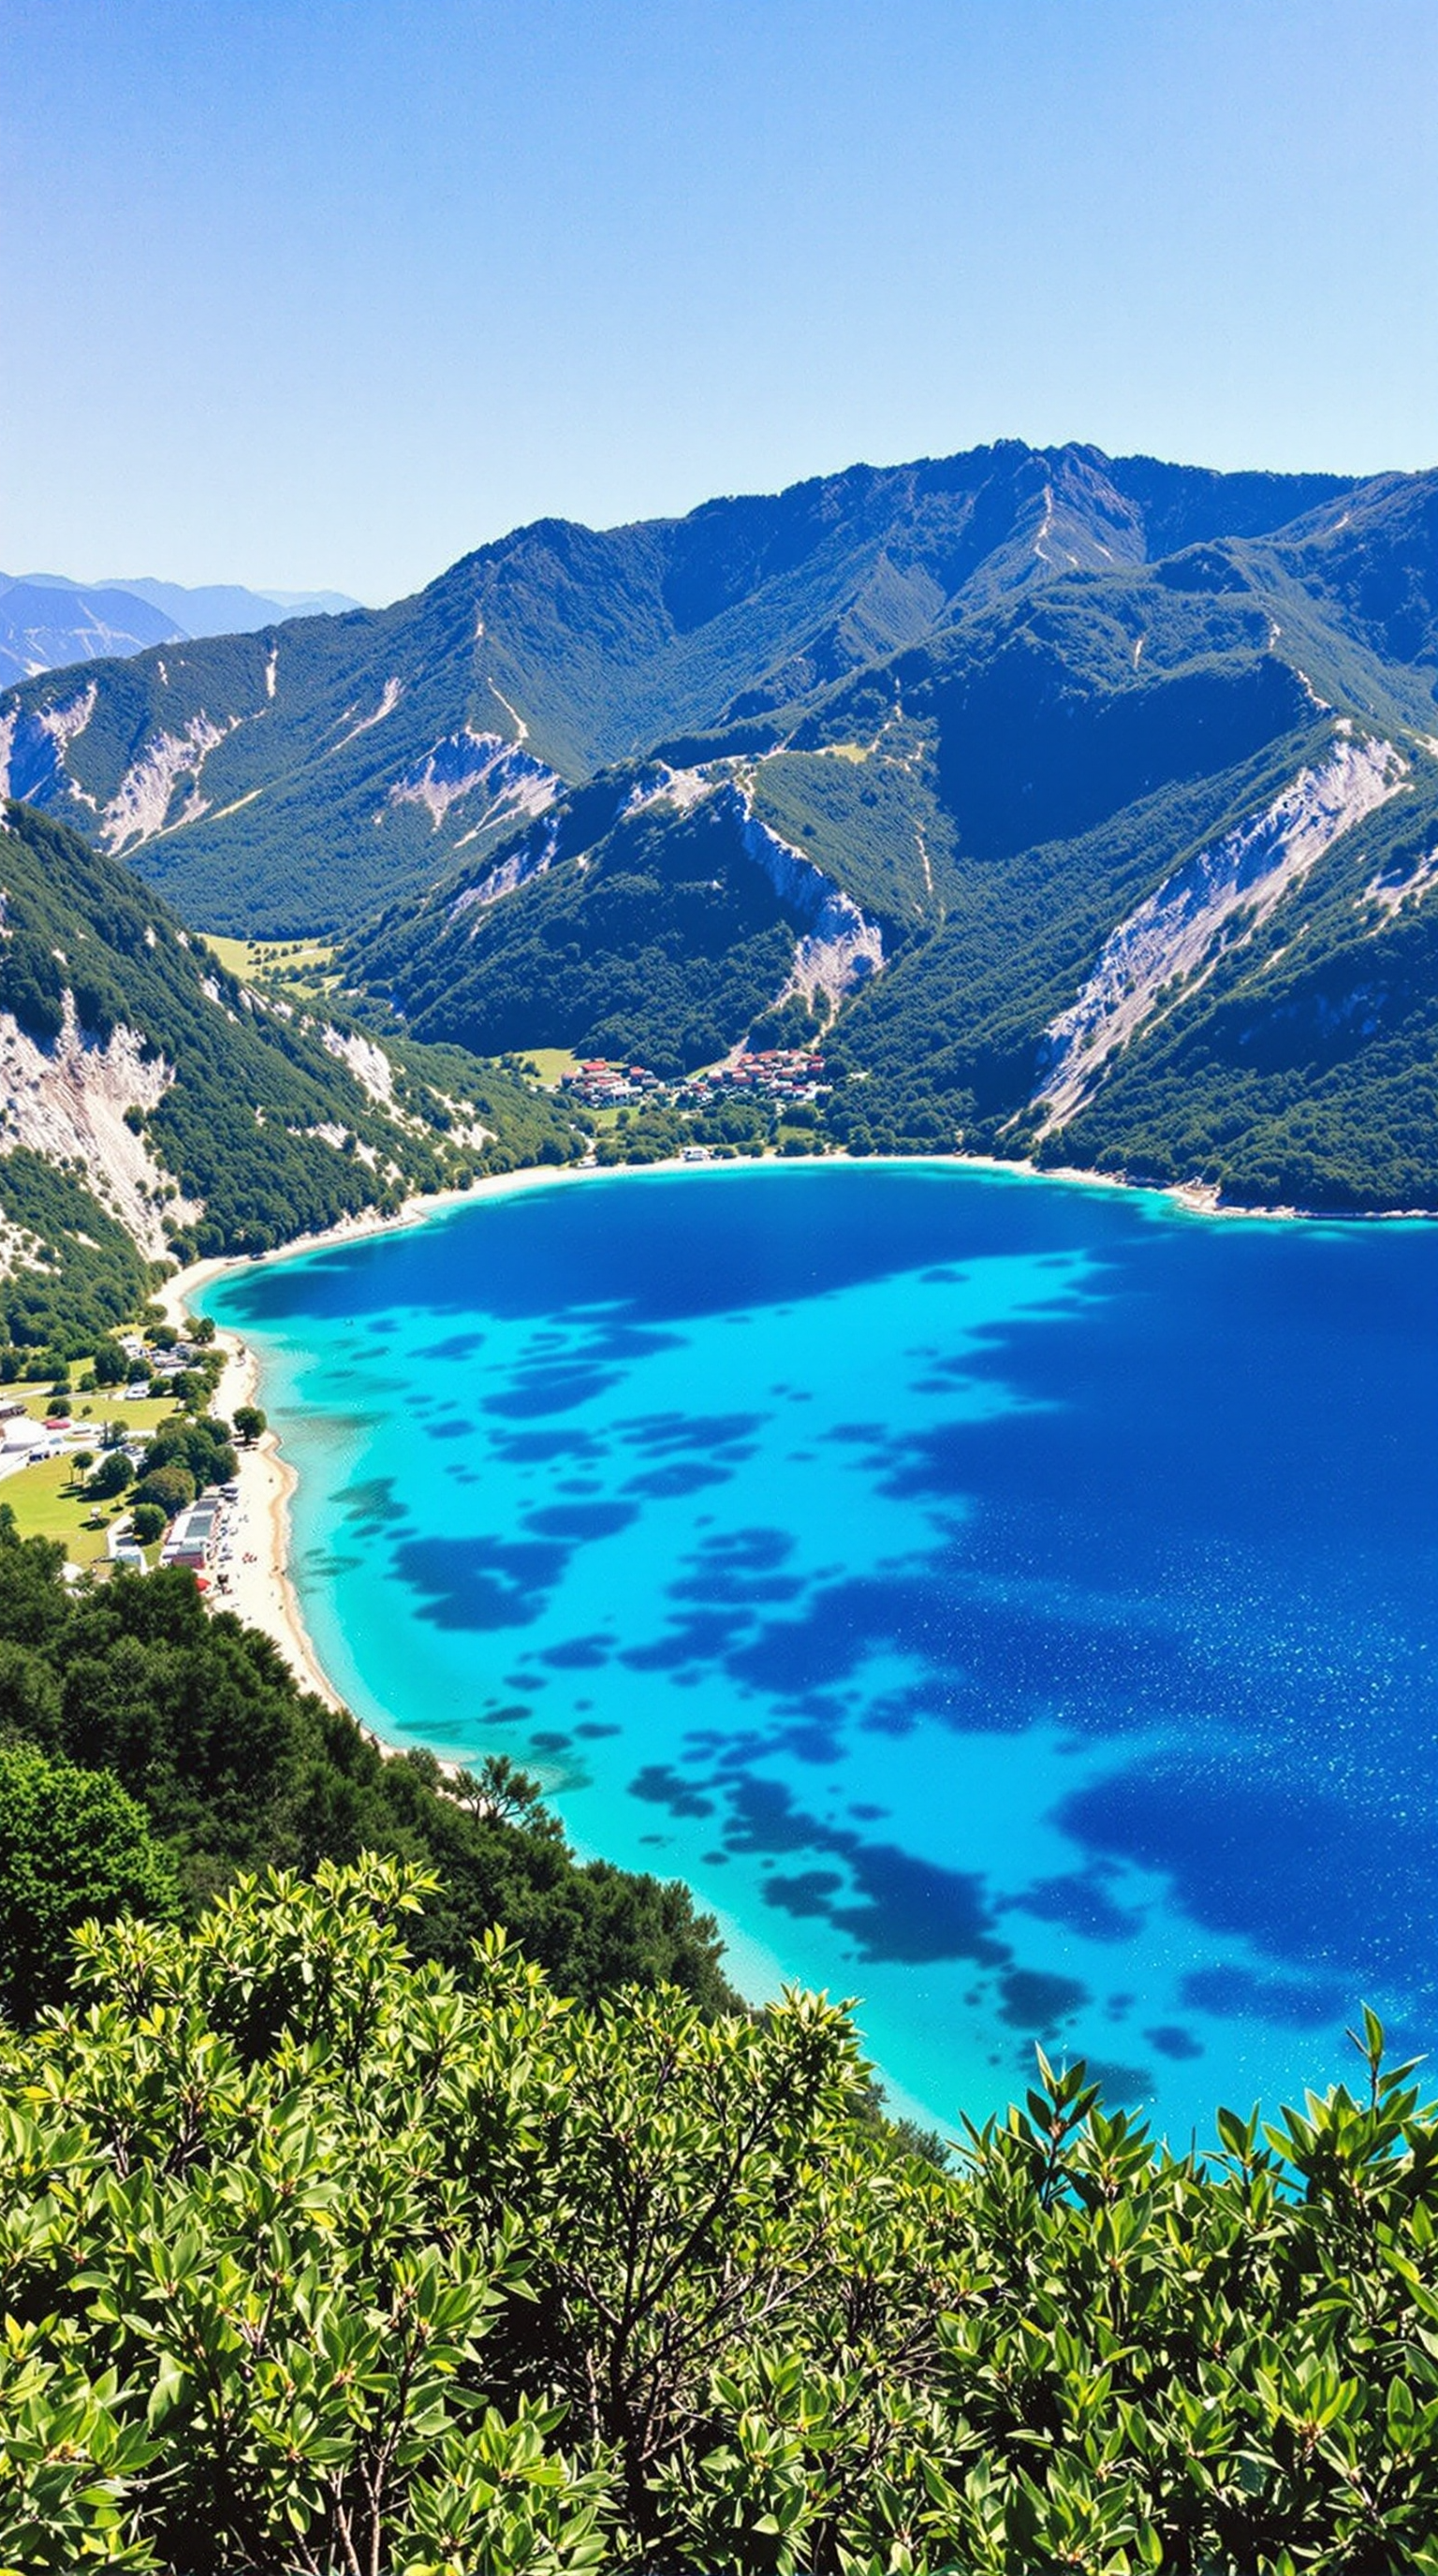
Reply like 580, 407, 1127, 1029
0, 800, 580, 1353
0, 443, 1355, 936
352, 772, 826, 1074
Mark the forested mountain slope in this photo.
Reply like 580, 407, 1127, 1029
352, 475, 1438, 1204
0, 444, 1353, 934
0, 800, 576, 1352
5, 447, 1433, 1208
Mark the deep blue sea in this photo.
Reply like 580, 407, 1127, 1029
200, 1162, 1437, 2141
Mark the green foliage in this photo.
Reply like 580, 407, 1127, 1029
0, 1522, 732, 2016
0, 1739, 179, 2022
353, 791, 799, 1076
0, 1149, 153, 1355
139, 1412, 238, 1493
231, 1403, 266, 1443
3, 1859, 1437, 2572
128, 1502, 166, 1545
132, 1463, 194, 1517
85, 1450, 133, 1500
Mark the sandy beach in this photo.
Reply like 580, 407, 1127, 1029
156, 1159, 675, 1715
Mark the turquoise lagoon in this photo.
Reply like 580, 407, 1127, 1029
201, 1162, 1437, 2139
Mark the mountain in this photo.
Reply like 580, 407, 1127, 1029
0, 444, 1355, 935
0, 573, 362, 685
353, 471, 1438, 1209
0, 798, 577, 1356
3, 442, 1433, 1211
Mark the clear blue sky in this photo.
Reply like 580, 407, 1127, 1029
3, 0, 1433, 604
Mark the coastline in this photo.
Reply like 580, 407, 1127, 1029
156, 1164, 645, 1719
156, 1144, 1431, 1720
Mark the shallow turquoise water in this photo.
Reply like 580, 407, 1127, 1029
201, 1162, 1437, 2140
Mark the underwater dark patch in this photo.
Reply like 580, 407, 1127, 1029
525, 1501, 638, 1543
995, 1967, 1089, 2034
628, 1764, 716, 1819
540, 1633, 614, 1670
1146, 2025, 1205, 2061
394, 1533, 570, 1630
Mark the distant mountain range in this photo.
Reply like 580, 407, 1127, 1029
0, 572, 361, 685
2, 440, 1435, 1210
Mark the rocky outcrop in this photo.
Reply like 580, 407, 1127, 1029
386, 727, 559, 832
0, 992, 200, 1258
100, 714, 238, 853
0, 685, 98, 809
731, 786, 885, 1010
1034, 732, 1406, 1129
321, 1025, 394, 1105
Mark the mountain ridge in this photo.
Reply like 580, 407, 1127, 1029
2, 439, 1434, 1211
0, 441, 1367, 934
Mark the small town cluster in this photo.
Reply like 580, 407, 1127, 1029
560, 1046, 829, 1108
0, 1326, 242, 1587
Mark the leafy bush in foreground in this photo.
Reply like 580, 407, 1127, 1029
3, 1856, 1436, 2575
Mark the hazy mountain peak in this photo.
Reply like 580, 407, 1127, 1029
0, 573, 363, 686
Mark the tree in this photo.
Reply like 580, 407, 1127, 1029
87, 1451, 133, 1500
0, 1741, 179, 2023
91, 1339, 129, 1386
453, 1751, 546, 1825
70, 1449, 95, 1485
231, 1404, 267, 1445
140, 1415, 236, 1489
132, 1465, 194, 1519
128, 1501, 167, 1544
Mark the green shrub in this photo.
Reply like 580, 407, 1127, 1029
2, 1861, 1434, 2573
0, 1740, 179, 2022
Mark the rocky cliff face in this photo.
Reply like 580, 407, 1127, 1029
1034, 731, 1406, 1129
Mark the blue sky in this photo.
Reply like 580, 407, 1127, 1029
3, 0, 1433, 603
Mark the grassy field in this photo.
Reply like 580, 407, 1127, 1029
519, 1046, 580, 1087
201, 933, 336, 990
9, 1383, 172, 1431
1, 1451, 119, 1568
201, 932, 252, 979
1, 1381, 180, 1566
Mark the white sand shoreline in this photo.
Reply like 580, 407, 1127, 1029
156, 1146, 1432, 1721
